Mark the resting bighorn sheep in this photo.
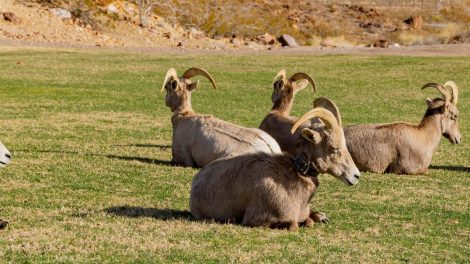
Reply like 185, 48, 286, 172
259, 69, 317, 154
162, 67, 282, 168
0, 142, 11, 168
344, 81, 461, 174
0, 142, 11, 229
190, 99, 360, 231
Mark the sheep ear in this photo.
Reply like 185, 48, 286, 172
301, 128, 322, 144
188, 80, 200, 91
274, 79, 284, 90
170, 79, 179, 91
426, 98, 433, 107
293, 80, 308, 92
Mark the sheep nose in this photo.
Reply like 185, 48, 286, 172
354, 172, 361, 179
5, 153, 11, 159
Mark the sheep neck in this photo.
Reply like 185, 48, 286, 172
173, 102, 194, 115
271, 97, 294, 115
418, 108, 443, 148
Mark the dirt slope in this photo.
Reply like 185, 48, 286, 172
0, 0, 469, 50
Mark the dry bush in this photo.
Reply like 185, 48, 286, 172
133, 0, 160, 27
154, 0, 306, 42
92, 0, 115, 6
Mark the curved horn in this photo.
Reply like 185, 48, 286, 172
444, 81, 458, 105
161, 68, 179, 93
291, 108, 341, 144
290, 72, 317, 93
421, 83, 451, 104
273, 69, 287, 84
182, 67, 217, 89
313, 97, 342, 127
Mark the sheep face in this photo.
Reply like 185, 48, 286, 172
427, 98, 461, 144
271, 79, 308, 106
299, 127, 360, 186
162, 68, 217, 113
0, 142, 11, 168
422, 81, 461, 144
292, 105, 360, 186
164, 78, 197, 112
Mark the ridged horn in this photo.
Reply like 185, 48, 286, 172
290, 72, 317, 93
313, 97, 342, 127
273, 69, 287, 84
161, 68, 179, 93
421, 82, 451, 104
444, 81, 458, 105
182, 67, 217, 89
291, 108, 342, 144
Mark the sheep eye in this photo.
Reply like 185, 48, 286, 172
332, 148, 340, 154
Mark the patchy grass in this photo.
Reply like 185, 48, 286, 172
0, 48, 469, 263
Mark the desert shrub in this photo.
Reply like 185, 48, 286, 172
154, 0, 308, 43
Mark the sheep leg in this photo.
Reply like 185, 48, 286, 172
404, 167, 429, 175
303, 217, 314, 227
310, 211, 329, 223
269, 221, 298, 231
288, 222, 299, 231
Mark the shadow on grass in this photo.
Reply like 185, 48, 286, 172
114, 144, 172, 149
105, 154, 172, 166
429, 165, 470, 172
12, 149, 173, 166
105, 206, 193, 221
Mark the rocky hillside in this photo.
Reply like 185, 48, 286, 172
0, 0, 469, 50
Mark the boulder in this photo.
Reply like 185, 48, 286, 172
257, 32, 276, 45
277, 34, 299, 47
50, 8, 72, 19
107, 4, 119, 15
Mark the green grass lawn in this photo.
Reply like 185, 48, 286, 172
0, 47, 468, 263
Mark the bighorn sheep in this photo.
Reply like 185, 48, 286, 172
0, 142, 11, 168
0, 142, 11, 229
190, 98, 360, 231
344, 81, 461, 174
162, 67, 282, 168
259, 69, 317, 155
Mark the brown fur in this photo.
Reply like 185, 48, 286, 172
190, 105, 360, 230
344, 98, 461, 174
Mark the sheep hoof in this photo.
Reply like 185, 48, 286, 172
311, 212, 329, 223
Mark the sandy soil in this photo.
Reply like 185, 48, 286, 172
1, 0, 469, 56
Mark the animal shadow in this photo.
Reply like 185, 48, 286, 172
105, 155, 172, 166
105, 206, 193, 221
114, 144, 172, 149
12, 149, 173, 166
429, 165, 470, 173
